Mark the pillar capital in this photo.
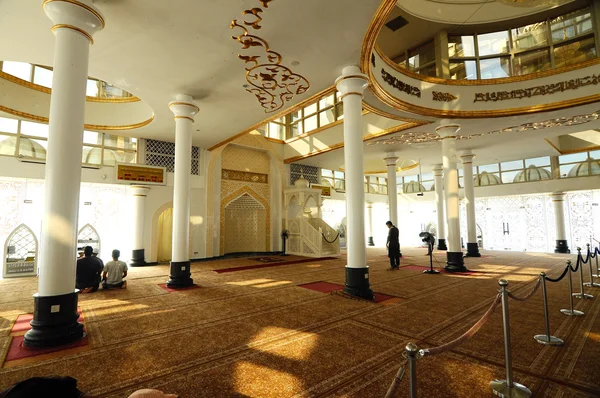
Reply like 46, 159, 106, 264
43, 0, 104, 44
459, 150, 475, 164
435, 124, 461, 139
384, 156, 399, 167
168, 94, 199, 121
433, 164, 443, 176
335, 65, 369, 100
130, 185, 151, 197
551, 191, 566, 201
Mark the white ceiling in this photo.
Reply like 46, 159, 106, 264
0, 0, 381, 147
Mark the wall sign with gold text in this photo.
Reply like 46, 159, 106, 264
222, 169, 268, 184
115, 164, 166, 185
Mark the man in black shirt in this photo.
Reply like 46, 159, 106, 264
386, 221, 400, 270
76, 246, 103, 293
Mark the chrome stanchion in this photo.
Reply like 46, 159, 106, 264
584, 244, 600, 288
573, 248, 593, 299
490, 280, 532, 398
534, 273, 564, 346
406, 342, 419, 398
561, 261, 584, 316
593, 249, 600, 278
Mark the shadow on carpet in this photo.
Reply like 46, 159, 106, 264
213, 257, 337, 273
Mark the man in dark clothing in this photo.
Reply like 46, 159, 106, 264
386, 221, 400, 270
76, 246, 103, 293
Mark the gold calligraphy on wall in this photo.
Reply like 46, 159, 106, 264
222, 169, 269, 184
432, 91, 457, 102
230, 0, 310, 113
474, 75, 600, 103
381, 68, 421, 98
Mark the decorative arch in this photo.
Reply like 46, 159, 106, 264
151, 201, 172, 262
3, 223, 38, 278
77, 223, 100, 254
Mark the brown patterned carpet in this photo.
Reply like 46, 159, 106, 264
0, 248, 598, 397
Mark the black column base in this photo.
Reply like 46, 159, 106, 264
166, 261, 194, 288
445, 251, 467, 272
24, 291, 84, 348
343, 266, 374, 300
465, 242, 481, 257
130, 249, 146, 267
554, 240, 570, 254
437, 239, 447, 251
367, 237, 374, 246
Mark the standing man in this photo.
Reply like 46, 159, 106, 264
102, 250, 128, 290
386, 221, 400, 270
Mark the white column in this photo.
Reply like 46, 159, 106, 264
130, 185, 150, 266
335, 65, 373, 299
26, 0, 104, 348
433, 165, 447, 250
385, 154, 399, 225
460, 151, 480, 257
437, 124, 466, 271
366, 202, 374, 246
551, 192, 570, 253
167, 95, 198, 287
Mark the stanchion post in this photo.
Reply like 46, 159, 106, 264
423, 241, 440, 275
534, 273, 564, 346
584, 244, 600, 288
561, 261, 584, 316
593, 248, 600, 277
406, 342, 419, 398
490, 280, 532, 398
573, 248, 593, 299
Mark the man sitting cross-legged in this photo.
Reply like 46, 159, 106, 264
76, 246, 103, 293
102, 249, 128, 290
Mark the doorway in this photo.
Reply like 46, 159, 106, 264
157, 207, 173, 262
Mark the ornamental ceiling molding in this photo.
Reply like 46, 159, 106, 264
230, 1, 310, 113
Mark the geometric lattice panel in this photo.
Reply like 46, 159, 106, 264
145, 139, 201, 175
225, 193, 265, 210
290, 164, 319, 185
6, 224, 36, 260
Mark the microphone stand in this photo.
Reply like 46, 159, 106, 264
423, 240, 440, 274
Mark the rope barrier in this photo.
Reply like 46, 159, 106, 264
321, 232, 339, 244
578, 247, 590, 265
422, 293, 502, 357
507, 277, 542, 302
544, 265, 570, 283
384, 358, 408, 398
569, 257, 580, 273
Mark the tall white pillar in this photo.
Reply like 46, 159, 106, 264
130, 185, 150, 266
25, 0, 104, 348
437, 124, 466, 272
460, 151, 480, 257
433, 165, 447, 250
335, 65, 373, 299
385, 154, 399, 225
551, 192, 570, 253
366, 202, 374, 246
167, 95, 198, 288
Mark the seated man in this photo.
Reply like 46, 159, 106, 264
76, 246, 103, 293
102, 249, 128, 290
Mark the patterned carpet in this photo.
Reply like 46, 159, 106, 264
0, 247, 598, 397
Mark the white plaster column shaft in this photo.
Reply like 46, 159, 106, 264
39, 0, 104, 296
130, 186, 150, 265
366, 202, 374, 246
433, 165, 447, 250
385, 155, 399, 225
461, 151, 480, 257
551, 192, 570, 253
335, 65, 373, 299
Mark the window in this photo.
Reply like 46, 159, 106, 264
479, 57, 511, 79
364, 176, 387, 195
407, 41, 436, 75
551, 9, 593, 43
448, 36, 476, 57
321, 168, 345, 191
288, 92, 344, 139
449, 60, 478, 80
32, 66, 53, 88
2, 61, 32, 81
512, 23, 548, 51
478, 31, 510, 56
513, 49, 550, 76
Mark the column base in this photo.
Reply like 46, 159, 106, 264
24, 292, 84, 348
130, 249, 146, 267
437, 239, 447, 251
166, 261, 194, 288
367, 237, 374, 246
343, 266, 374, 300
445, 252, 467, 272
465, 242, 481, 257
554, 240, 570, 254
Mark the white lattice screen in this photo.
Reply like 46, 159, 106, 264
146, 139, 200, 175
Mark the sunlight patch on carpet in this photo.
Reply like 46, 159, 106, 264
249, 327, 319, 360
234, 361, 303, 396
227, 278, 276, 286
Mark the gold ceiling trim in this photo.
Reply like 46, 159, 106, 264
51, 24, 94, 44
0, 104, 154, 131
0, 71, 141, 103
42, 0, 105, 29
230, 0, 310, 113
360, 101, 429, 124
264, 137, 285, 144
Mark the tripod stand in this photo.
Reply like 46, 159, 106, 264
423, 240, 440, 274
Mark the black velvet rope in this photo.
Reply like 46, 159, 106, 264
322, 232, 339, 244
578, 250, 590, 265
544, 265, 570, 283
569, 258, 580, 272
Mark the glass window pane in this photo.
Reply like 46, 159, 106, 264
304, 103, 317, 116
458, 168, 463, 177
512, 23, 548, 51
480, 57, 511, 79
553, 37, 596, 69
319, 94, 335, 110
304, 115, 317, 132
104, 134, 137, 150
268, 122, 285, 140
525, 156, 551, 167
458, 177, 463, 187
420, 172, 433, 181
559, 164, 572, 177
408, 41, 435, 70
32, 66, 53, 88
559, 153, 587, 163
101, 82, 127, 98
334, 171, 344, 179
0, 134, 17, 156
0, 117, 18, 134
83, 131, 102, 145
501, 170, 520, 183
321, 169, 333, 177
2, 61, 32, 81
404, 175, 418, 183
478, 164, 499, 173
291, 121, 303, 137
423, 181, 434, 191
551, 9, 593, 43
477, 31, 510, 56
20, 121, 49, 138
336, 103, 344, 120
290, 110, 301, 122
19, 138, 47, 159
319, 109, 335, 127
417, 64, 437, 77
500, 160, 524, 170
86, 79, 99, 97
107, 149, 136, 165
449, 60, 477, 80
589, 150, 600, 160
448, 35, 476, 57
82, 146, 102, 165
322, 177, 334, 187
392, 52, 407, 67
513, 49, 550, 76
